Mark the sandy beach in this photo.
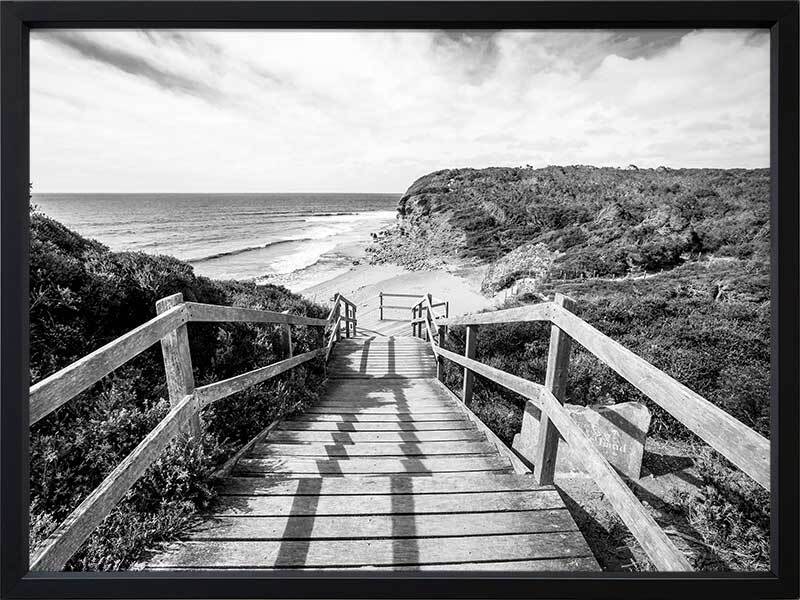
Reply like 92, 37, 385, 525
299, 262, 493, 325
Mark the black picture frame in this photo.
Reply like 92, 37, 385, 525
1, 1, 798, 598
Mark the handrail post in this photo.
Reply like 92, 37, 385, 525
436, 324, 446, 381
462, 325, 478, 405
155, 293, 199, 437
379, 291, 383, 321
426, 293, 434, 342
533, 293, 575, 485
280, 309, 293, 359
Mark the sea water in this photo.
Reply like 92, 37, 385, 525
33, 193, 398, 291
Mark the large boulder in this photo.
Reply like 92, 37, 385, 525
512, 400, 651, 480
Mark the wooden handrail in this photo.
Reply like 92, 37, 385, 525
411, 290, 769, 570
380, 292, 422, 298
439, 302, 551, 326
29, 291, 349, 570
186, 302, 328, 327
29, 304, 189, 425
195, 349, 325, 408
437, 346, 544, 406
30, 392, 199, 570
548, 303, 770, 491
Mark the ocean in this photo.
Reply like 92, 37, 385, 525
33, 193, 399, 291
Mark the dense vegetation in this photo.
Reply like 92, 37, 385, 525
384, 165, 768, 275
374, 165, 770, 571
29, 210, 329, 570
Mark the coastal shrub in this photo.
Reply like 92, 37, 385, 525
29, 210, 330, 570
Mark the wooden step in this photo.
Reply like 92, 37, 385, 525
212, 488, 563, 516
276, 420, 475, 431
249, 441, 497, 457
233, 456, 512, 476
304, 406, 457, 415
267, 430, 485, 444
184, 509, 578, 540
144, 531, 594, 569
220, 473, 548, 496
291, 413, 463, 422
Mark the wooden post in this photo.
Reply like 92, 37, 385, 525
436, 324, 446, 382
533, 293, 576, 485
280, 309, 293, 359
345, 303, 350, 338
462, 325, 477, 405
155, 293, 199, 437
426, 293, 434, 343
379, 292, 383, 321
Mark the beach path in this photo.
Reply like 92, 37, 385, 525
142, 330, 599, 571
299, 264, 492, 338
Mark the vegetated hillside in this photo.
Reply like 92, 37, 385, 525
370, 165, 768, 287
29, 211, 329, 570
372, 166, 770, 571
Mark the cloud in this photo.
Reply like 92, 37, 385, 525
29, 28, 769, 193
44, 31, 224, 103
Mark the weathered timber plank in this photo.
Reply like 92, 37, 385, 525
233, 455, 512, 475
292, 413, 463, 422
549, 303, 770, 491
267, 430, 485, 443
249, 441, 496, 457
212, 489, 562, 516
324, 378, 442, 388
145, 531, 592, 569
391, 556, 600, 571
316, 399, 454, 407
186, 509, 578, 540
220, 473, 548, 496
185, 302, 328, 327
30, 393, 198, 570
327, 373, 437, 379
276, 420, 475, 431
539, 387, 691, 571
156, 293, 199, 435
462, 324, 478, 404
534, 293, 575, 485
439, 303, 552, 327
29, 304, 187, 425
303, 406, 459, 415
378, 293, 423, 298
196, 349, 323, 407
144, 556, 600, 571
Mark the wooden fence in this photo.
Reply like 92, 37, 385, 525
28, 292, 355, 571
378, 291, 448, 323
411, 292, 770, 572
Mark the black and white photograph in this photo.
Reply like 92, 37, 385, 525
26, 26, 773, 574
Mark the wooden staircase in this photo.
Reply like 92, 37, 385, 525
143, 325, 599, 571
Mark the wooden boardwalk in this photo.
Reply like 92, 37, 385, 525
32, 291, 769, 572
143, 326, 599, 571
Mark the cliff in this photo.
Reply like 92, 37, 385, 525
368, 165, 769, 299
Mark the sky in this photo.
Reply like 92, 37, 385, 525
30, 29, 770, 193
